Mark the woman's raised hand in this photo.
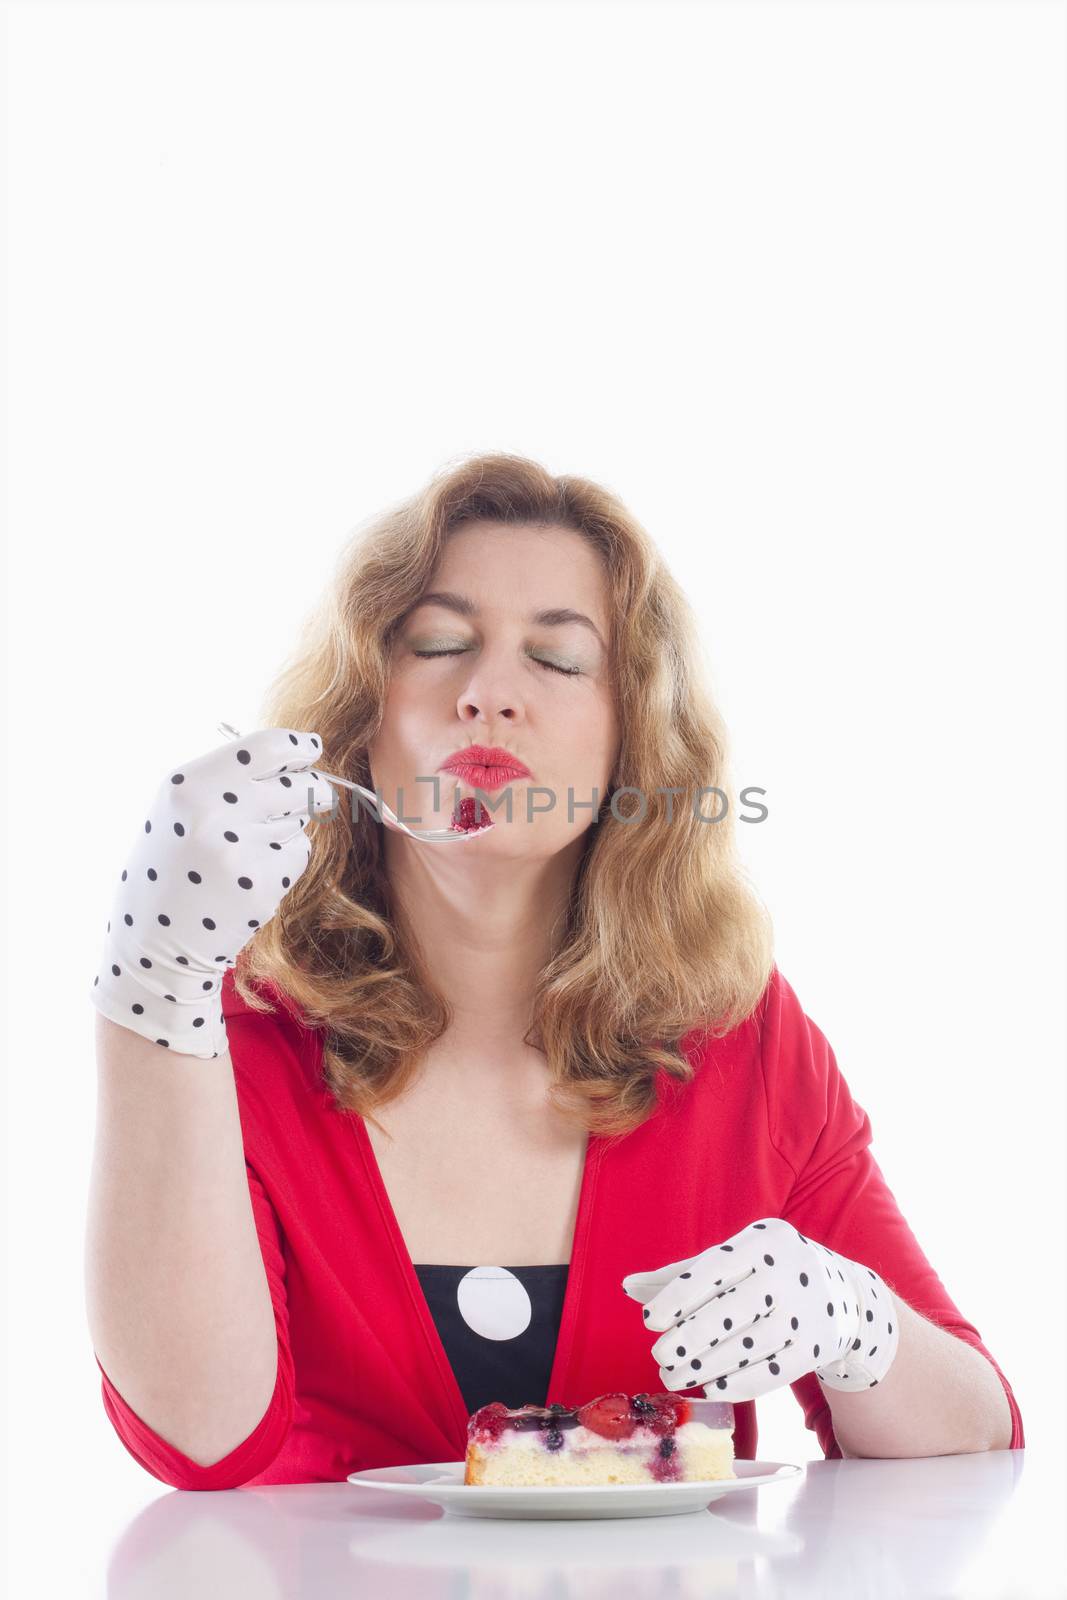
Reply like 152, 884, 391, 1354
90, 727, 335, 1059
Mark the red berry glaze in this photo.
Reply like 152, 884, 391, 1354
468, 1401, 510, 1441
469, 1392, 693, 1449
577, 1393, 636, 1440
644, 1393, 693, 1434
450, 796, 492, 832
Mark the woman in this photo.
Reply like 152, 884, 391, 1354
86, 452, 1022, 1489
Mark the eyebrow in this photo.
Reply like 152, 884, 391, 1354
408, 591, 607, 649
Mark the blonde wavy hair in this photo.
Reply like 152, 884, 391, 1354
235, 451, 775, 1139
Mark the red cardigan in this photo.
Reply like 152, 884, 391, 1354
95, 965, 1024, 1488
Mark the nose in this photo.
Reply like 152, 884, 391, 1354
454, 645, 525, 725
458, 697, 518, 723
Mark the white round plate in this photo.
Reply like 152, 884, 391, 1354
346, 1458, 802, 1519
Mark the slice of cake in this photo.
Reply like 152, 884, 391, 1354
464, 1391, 736, 1487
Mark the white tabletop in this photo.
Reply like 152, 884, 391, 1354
85, 1448, 1067, 1599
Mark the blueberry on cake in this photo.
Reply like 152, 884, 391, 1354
464, 1392, 736, 1486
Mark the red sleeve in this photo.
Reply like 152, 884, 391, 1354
95, 1162, 296, 1490
758, 968, 1024, 1457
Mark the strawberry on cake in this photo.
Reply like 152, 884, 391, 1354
464, 1392, 736, 1487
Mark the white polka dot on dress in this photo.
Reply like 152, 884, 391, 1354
455, 1266, 534, 1340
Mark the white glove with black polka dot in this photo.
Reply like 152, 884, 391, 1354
90, 727, 334, 1059
621, 1216, 901, 1403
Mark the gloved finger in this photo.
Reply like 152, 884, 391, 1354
264, 778, 338, 851
170, 726, 323, 787
651, 1274, 774, 1369
639, 1217, 789, 1329
260, 771, 337, 825
621, 1253, 701, 1303
659, 1318, 800, 1399
639, 1258, 758, 1331
691, 1334, 806, 1402
237, 727, 325, 782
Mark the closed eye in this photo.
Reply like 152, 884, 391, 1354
411, 648, 581, 677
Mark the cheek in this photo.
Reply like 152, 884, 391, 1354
375, 700, 446, 790
564, 707, 617, 781
588, 690, 619, 758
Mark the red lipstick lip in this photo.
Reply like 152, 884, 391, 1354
439, 745, 533, 786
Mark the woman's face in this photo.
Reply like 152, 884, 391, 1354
368, 520, 619, 861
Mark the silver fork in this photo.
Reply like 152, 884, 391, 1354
216, 722, 492, 844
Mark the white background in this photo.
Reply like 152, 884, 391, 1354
4, 0, 1065, 1594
